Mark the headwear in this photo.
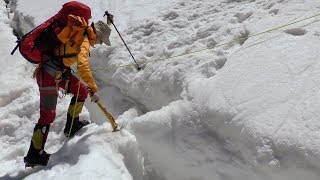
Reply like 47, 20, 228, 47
93, 20, 111, 46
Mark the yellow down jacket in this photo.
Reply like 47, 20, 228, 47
56, 15, 98, 93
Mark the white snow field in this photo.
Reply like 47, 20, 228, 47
1, 0, 320, 180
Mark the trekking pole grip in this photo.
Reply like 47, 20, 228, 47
104, 11, 113, 23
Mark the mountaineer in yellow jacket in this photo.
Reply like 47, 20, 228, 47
24, 13, 113, 166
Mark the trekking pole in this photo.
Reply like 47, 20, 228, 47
104, 11, 141, 70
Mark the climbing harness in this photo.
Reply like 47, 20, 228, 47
54, 68, 72, 98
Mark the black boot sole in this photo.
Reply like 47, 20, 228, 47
64, 120, 90, 138
23, 154, 50, 168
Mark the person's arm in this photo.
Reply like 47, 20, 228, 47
77, 37, 98, 94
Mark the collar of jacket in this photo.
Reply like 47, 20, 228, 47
57, 14, 96, 47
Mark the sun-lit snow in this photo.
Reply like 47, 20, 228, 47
1, 0, 320, 180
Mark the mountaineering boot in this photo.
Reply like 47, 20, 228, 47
24, 124, 51, 167
64, 114, 90, 138
24, 151, 50, 168
64, 97, 89, 138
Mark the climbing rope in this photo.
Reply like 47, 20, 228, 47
66, 78, 81, 140
89, 12, 320, 72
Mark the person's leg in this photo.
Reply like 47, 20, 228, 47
24, 69, 57, 165
24, 124, 51, 165
60, 74, 89, 137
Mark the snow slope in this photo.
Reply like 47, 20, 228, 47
95, 0, 320, 179
2, 0, 320, 180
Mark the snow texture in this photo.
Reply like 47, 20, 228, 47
1, 0, 320, 179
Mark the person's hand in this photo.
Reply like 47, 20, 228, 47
87, 87, 100, 102
90, 93, 100, 103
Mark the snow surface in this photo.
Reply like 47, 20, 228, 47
2, 0, 320, 179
